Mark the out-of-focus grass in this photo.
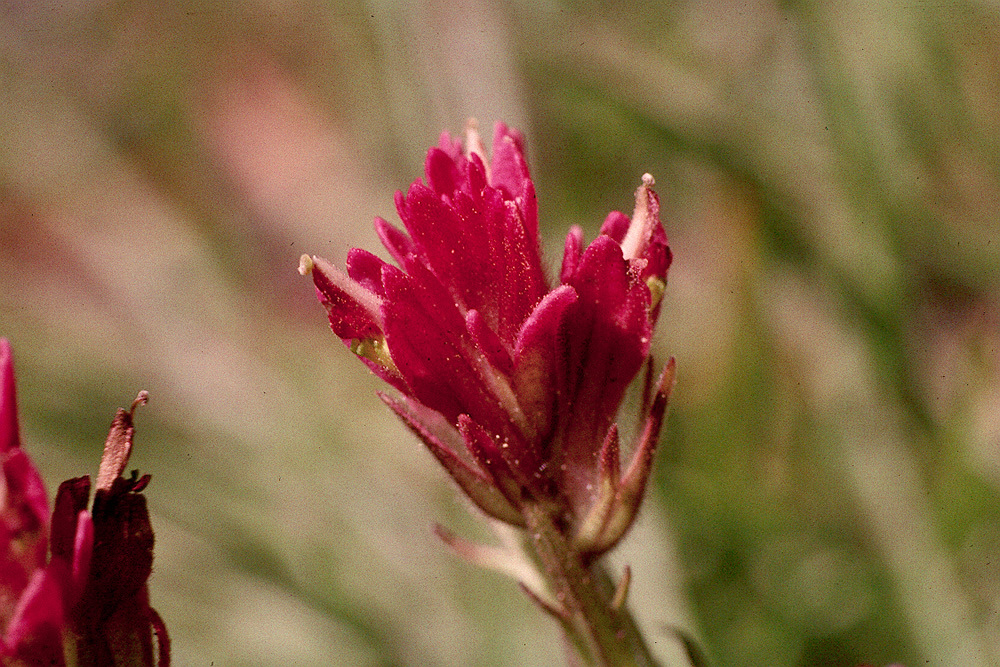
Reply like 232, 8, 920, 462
1, 1, 999, 665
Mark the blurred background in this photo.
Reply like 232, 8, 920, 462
2, 0, 1000, 665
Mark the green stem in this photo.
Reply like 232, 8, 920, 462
521, 501, 661, 667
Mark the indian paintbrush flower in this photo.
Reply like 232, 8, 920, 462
301, 121, 673, 554
300, 121, 674, 665
0, 339, 168, 667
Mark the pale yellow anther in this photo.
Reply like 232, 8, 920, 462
646, 276, 666, 312
350, 337, 397, 373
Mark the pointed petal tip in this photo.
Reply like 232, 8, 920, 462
621, 172, 661, 261
309, 255, 386, 336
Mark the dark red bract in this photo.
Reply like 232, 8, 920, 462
0, 340, 168, 667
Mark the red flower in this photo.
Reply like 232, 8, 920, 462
301, 122, 674, 556
0, 339, 168, 667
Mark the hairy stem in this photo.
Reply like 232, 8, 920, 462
521, 501, 662, 667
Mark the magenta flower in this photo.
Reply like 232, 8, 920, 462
300, 122, 674, 557
0, 339, 168, 667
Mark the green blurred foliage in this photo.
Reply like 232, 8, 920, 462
1, 0, 999, 665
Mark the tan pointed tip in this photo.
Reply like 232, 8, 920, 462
130, 390, 149, 416
298, 254, 314, 276
432, 523, 457, 545
433, 523, 481, 562
610, 565, 632, 611
662, 356, 677, 397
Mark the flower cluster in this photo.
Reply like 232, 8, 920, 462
0, 339, 168, 667
300, 122, 673, 557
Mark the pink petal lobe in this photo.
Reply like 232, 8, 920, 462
380, 263, 471, 421
466, 310, 513, 377
425, 146, 463, 196
345, 248, 388, 297
436, 130, 463, 159
394, 150, 547, 346
1, 451, 49, 536
0, 450, 51, 605
0, 344, 51, 641
374, 216, 416, 267
382, 263, 526, 447
512, 285, 578, 444
0, 341, 50, 574
518, 179, 540, 250
306, 255, 384, 341
599, 211, 630, 243
489, 122, 530, 200
559, 226, 584, 284
554, 235, 652, 512
465, 151, 488, 194
495, 200, 548, 345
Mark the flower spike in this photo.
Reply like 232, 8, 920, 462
302, 124, 675, 665
302, 126, 673, 555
